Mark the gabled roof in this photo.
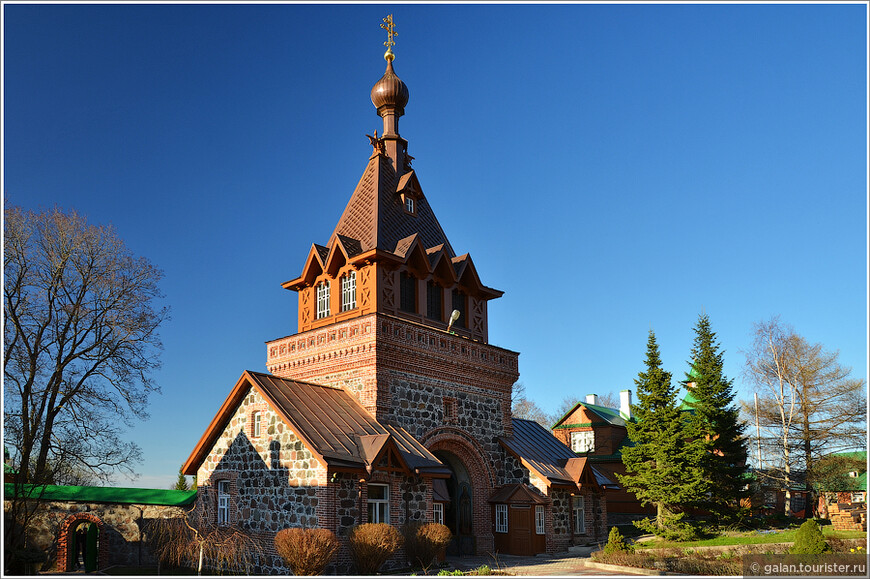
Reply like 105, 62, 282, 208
679, 388, 700, 412
183, 370, 449, 478
499, 419, 618, 490
4, 483, 196, 506
552, 401, 628, 429
488, 483, 550, 505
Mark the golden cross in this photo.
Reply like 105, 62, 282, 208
381, 14, 397, 52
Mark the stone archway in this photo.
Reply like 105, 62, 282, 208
425, 428, 496, 555
57, 512, 107, 572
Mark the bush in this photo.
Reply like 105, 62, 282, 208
348, 523, 403, 574
789, 519, 831, 554
403, 522, 453, 569
634, 514, 706, 542
7, 546, 48, 574
274, 527, 339, 575
602, 526, 634, 554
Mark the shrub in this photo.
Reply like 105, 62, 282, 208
403, 522, 453, 569
603, 526, 634, 554
634, 514, 706, 542
789, 519, 831, 554
348, 523, 403, 574
274, 527, 339, 575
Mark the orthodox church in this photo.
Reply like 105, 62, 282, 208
182, 18, 612, 573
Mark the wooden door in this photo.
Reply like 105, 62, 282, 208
508, 505, 532, 556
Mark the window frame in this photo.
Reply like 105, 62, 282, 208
316, 281, 331, 319
341, 271, 357, 312
404, 197, 416, 214
252, 411, 261, 438
217, 480, 230, 525
399, 272, 416, 313
570, 430, 595, 453
535, 505, 545, 534
426, 281, 443, 321
573, 495, 586, 534
367, 483, 390, 524
495, 504, 508, 533
451, 290, 466, 328
433, 502, 444, 525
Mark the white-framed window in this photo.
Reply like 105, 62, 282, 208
316, 281, 330, 319
535, 505, 545, 534
252, 411, 261, 438
405, 197, 415, 213
570, 431, 595, 453
851, 492, 866, 503
367, 484, 390, 523
433, 502, 444, 525
573, 496, 586, 534
495, 504, 508, 533
217, 480, 230, 525
341, 271, 357, 312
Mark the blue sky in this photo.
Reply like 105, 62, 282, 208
3, 2, 867, 489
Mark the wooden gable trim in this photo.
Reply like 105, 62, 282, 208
282, 244, 326, 290
368, 437, 412, 476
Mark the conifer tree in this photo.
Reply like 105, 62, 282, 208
173, 465, 190, 491
618, 331, 707, 531
684, 314, 749, 522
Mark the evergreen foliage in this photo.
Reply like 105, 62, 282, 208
173, 465, 190, 491
602, 526, 634, 554
617, 331, 707, 533
789, 519, 831, 554
684, 314, 750, 522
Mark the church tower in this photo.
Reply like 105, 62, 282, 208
264, 17, 522, 554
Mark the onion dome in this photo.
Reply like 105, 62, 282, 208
371, 58, 409, 116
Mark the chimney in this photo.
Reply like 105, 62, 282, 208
585, 394, 598, 406
620, 390, 632, 419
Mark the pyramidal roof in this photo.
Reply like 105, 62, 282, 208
326, 152, 455, 258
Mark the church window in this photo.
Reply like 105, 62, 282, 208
433, 502, 444, 525
570, 431, 595, 453
341, 271, 357, 311
252, 411, 261, 438
573, 496, 586, 534
400, 272, 416, 313
495, 504, 508, 533
535, 505, 545, 534
367, 484, 390, 523
427, 281, 442, 321
316, 281, 330, 319
451, 290, 466, 328
217, 480, 230, 525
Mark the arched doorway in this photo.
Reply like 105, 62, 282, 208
58, 513, 106, 573
426, 429, 496, 555
434, 450, 474, 555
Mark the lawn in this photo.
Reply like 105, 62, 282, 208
635, 527, 867, 550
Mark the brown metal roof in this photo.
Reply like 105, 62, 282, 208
488, 483, 550, 505
499, 419, 618, 490
184, 370, 447, 476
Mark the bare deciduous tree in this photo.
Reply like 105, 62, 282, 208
742, 317, 866, 516
4, 205, 169, 485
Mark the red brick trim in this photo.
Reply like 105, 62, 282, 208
56, 512, 108, 572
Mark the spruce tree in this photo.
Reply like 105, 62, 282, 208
618, 331, 707, 531
173, 465, 190, 491
684, 314, 749, 522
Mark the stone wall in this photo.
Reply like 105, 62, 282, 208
3, 499, 187, 572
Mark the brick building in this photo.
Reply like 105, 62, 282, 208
182, 35, 612, 573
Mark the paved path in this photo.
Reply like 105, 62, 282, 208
444, 551, 647, 576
